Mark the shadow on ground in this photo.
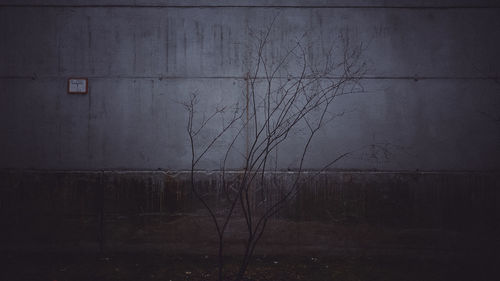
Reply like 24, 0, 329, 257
0, 252, 497, 281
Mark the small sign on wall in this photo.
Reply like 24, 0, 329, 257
67, 78, 88, 94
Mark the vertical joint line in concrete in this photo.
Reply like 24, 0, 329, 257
246, 72, 250, 161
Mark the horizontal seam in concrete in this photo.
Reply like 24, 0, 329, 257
1, 76, 498, 81
2, 169, 499, 175
1, 5, 500, 9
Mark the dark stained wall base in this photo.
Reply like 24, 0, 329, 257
0, 170, 498, 259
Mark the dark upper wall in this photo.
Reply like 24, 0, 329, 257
1, 0, 499, 7
1, 0, 499, 170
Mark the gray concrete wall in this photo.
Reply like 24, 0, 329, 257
1, 0, 500, 171
1, 1, 499, 260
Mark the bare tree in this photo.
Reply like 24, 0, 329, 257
182, 19, 366, 281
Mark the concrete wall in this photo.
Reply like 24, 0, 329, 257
1, 0, 500, 171
1, 1, 500, 260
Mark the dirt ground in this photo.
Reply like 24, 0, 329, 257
0, 251, 495, 281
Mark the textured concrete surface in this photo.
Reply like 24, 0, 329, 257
1, 1, 499, 259
1, 1, 500, 170
2, 1, 500, 7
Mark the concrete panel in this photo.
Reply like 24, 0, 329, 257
2, 1, 499, 7
1, 3, 499, 171
1, 78, 499, 170
1, 7, 499, 78
299, 79, 500, 171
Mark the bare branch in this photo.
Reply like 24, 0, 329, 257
183, 18, 367, 281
